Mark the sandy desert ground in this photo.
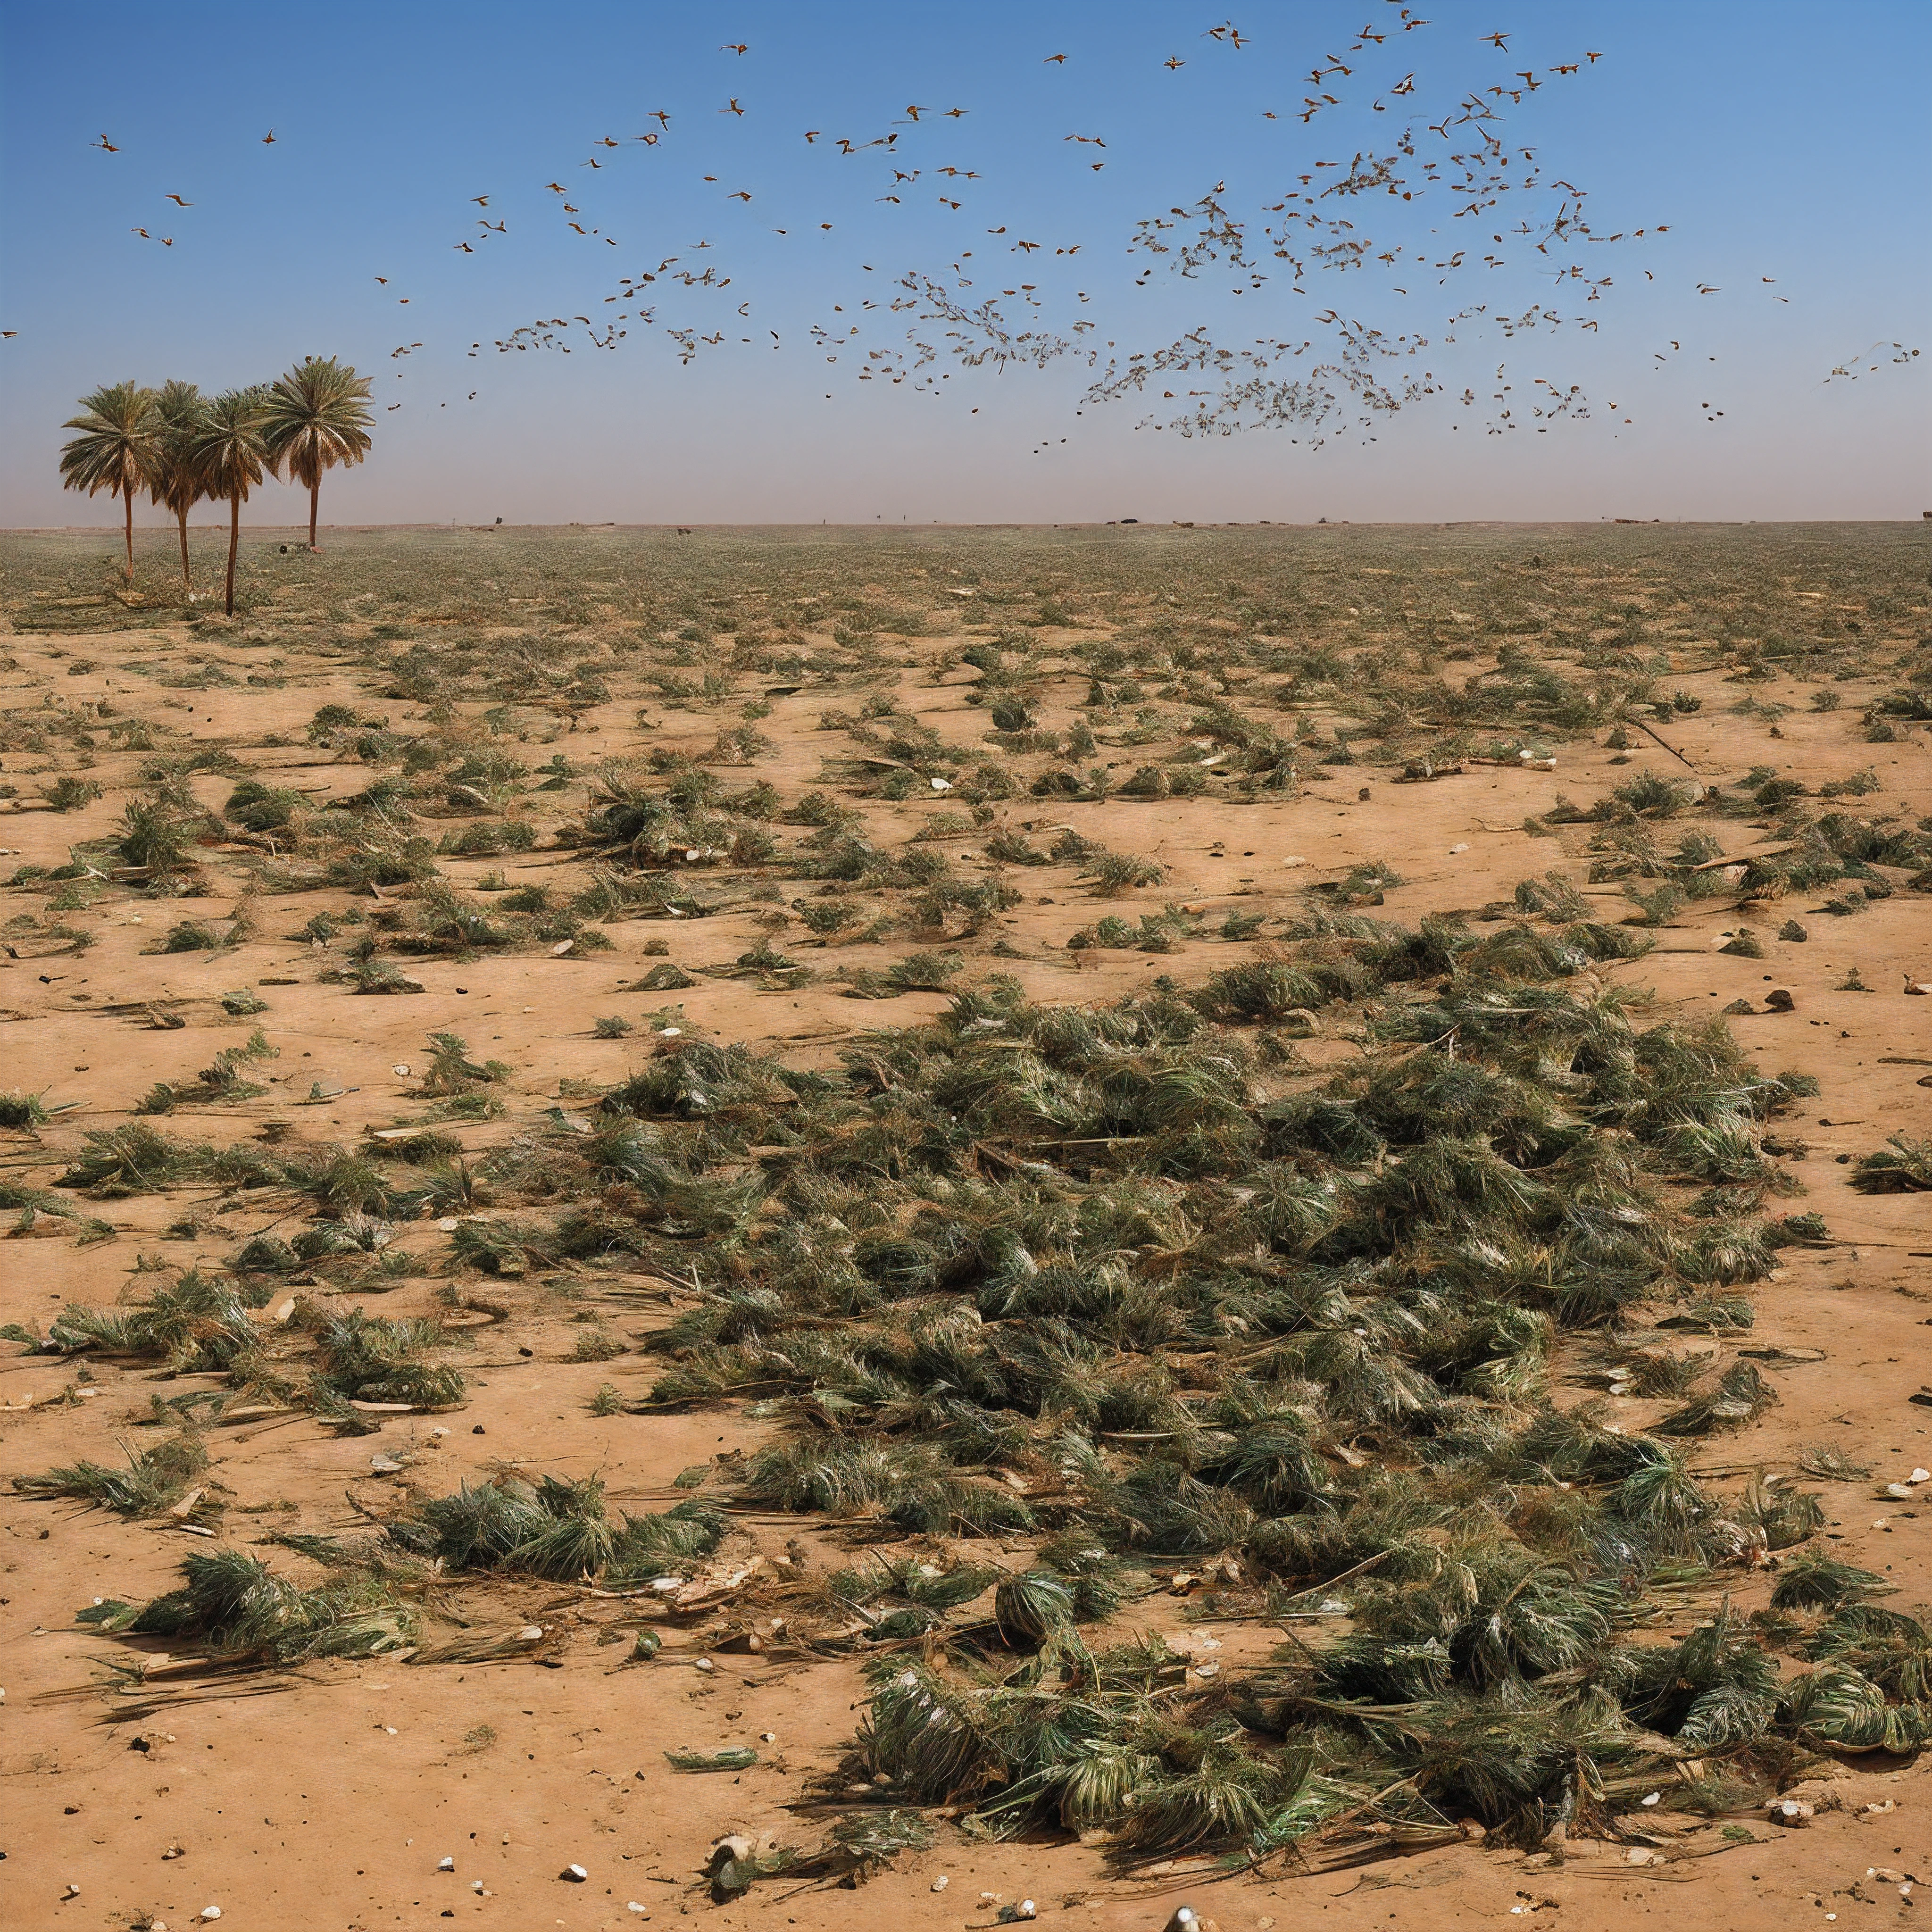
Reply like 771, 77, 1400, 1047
0, 520, 1927, 1932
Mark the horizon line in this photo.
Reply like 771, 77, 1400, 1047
5, 517, 1928, 535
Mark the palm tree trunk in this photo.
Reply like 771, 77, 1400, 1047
122, 488, 134, 583
225, 494, 239, 616
308, 477, 320, 550
176, 508, 192, 591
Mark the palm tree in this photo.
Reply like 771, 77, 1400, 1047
188, 387, 272, 616
148, 380, 211, 594
261, 356, 374, 550
58, 381, 158, 583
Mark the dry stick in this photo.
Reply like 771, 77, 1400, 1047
1630, 716, 1700, 771
1273, 1546, 1394, 1608
1690, 841, 1797, 872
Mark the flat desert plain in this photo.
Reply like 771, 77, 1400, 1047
0, 521, 1928, 1932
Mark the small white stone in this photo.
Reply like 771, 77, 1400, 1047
438, 1856, 455, 1871
1641, 1791, 1660, 1806
1015, 1901, 1037, 1921
1912, 1470, 1930, 1484
437, 1216, 460, 1232
561, 1863, 589, 1882
392, 1064, 412, 1078
693, 1656, 715, 1673
931, 1876, 949, 1893
627, 1904, 650, 1916
930, 778, 951, 791
658, 1026, 681, 1037
1449, 842, 1470, 854
473, 1880, 485, 1893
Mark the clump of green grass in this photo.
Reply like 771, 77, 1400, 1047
40, 1265, 268, 1372
82, 1549, 417, 1663
155, 918, 227, 952
134, 1029, 280, 1115
1852, 1134, 1932, 1193
303, 1307, 466, 1408
0, 1091, 50, 1129
1512, 872, 1590, 922
14, 1432, 212, 1519
387, 1474, 724, 1584
1077, 846, 1168, 896
42, 774, 102, 812
420, 1031, 510, 1095
116, 799, 200, 876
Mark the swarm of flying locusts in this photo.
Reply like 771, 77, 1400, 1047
67, 10, 1920, 446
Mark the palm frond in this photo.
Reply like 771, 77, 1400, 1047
1770, 1552, 1893, 1612
58, 381, 158, 502
259, 356, 375, 488
1785, 1664, 1930, 1753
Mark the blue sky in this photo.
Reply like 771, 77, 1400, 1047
2, 0, 1926, 526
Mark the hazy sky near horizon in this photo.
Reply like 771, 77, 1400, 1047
2, 0, 1927, 530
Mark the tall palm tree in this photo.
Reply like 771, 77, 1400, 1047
58, 381, 159, 583
188, 387, 272, 616
261, 356, 374, 550
148, 380, 211, 594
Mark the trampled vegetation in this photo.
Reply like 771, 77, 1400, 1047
1, 521, 1928, 1883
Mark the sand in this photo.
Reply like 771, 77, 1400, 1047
0, 522, 1928, 1932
